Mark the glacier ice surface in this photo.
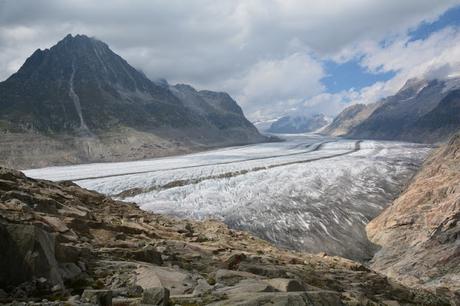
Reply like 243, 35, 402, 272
25, 135, 432, 261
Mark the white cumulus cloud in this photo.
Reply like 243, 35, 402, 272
1, 0, 460, 120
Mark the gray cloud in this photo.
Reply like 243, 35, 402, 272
1, 0, 459, 120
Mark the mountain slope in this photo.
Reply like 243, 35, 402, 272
321, 103, 380, 136
346, 78, 460, 142
0, 34, 264, 168
170, 84, 261, 141
0, 167, 451, 305
407, 89, 460, 142
0, 34, 189, 133
367, 133, 460, 293
323, 77, 460, 142
267, 114, 329, 134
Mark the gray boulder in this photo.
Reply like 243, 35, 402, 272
0, 223, 63, 288
141, 287, 170, 306
265, 278, 305, 292
81, 289, 113, 306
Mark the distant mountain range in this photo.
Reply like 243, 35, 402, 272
323, 77, 460, 143
266, 114, 329, 134
0, 34, 265, 168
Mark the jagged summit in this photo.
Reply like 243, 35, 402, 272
62, 33, 94, 41
10, 33, 159, 94
58, 33, 99, 45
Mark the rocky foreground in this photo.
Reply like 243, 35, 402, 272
0, 167, 455, 305
367, 133, 460, 294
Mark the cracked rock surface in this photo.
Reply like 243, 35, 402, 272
0, 166, 453, 305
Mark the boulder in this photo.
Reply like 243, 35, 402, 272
222, 253, 247, 270
215, 279, 277, 295
141, 287, 169, 306
265, 278, 305, 292
304, 290, 345, 305
192, 279, 213, 296
81, 289, 113, 306
135, 265, 195, 295
130, 245, 163, 265
112, 297, 142, 306
215, 269, 261, 286
208, 291, 344, 306
209, 292, 307, 306
0, 223, 63, 288
59, 262, 82, 281
55, 242, 81, 262
112, 285, 144, 298
40, 215, 69, 233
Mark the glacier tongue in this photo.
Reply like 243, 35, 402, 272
24, 135, 431, 261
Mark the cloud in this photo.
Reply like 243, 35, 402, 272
1, 0, 460, 120
299, 82, 388, 117
361, 27, 460, 80
226, 53, 325, 119
363, 27, 460, 101
299, 25, 460, 118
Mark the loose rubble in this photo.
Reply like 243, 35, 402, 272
0, 167, 453, 305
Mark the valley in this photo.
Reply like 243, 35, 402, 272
25, 134, 432, 261
2, 2, 460, 304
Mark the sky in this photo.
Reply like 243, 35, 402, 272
1, 1, 460, 122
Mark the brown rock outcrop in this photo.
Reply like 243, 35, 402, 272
367, 133, 460, 295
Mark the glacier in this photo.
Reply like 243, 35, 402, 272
24, 135, 432, 261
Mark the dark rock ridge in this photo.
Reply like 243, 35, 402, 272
267, 114, 329, 134
367, 133, 460, 296
0, 34, 265, 169
323, 77, 460, 143
0, 167, 453, 305
170, 84, 257, 133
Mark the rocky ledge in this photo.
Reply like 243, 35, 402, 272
0, 167, 453, 305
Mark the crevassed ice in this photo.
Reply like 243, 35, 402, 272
25, 135, 431, 261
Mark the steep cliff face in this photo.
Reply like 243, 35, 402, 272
367, 133, 460, 292
0, 34, 265, 169
0, 167, 452, 305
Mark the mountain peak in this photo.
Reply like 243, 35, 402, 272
1, 34, 182, 133
62, 33, 77, 41
8, 32, 156, 96
399, 77, 428, 94
60, 33, 95, 43
53, 33, 108, 53
0, 34, 263, 153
